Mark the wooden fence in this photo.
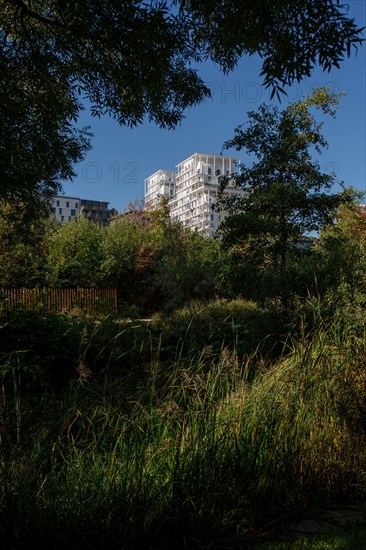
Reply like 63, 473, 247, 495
0, 288, 118, 315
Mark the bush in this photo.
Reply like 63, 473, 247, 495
0, 310, 152, 393
152, 299, 287, 367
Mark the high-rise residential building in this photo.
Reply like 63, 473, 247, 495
143, 169, 176, 210
144, 153, 243, 236
51, 196, 116, 224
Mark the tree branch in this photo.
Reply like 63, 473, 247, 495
8, 0, 66, 30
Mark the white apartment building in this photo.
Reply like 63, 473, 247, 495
144, 169, 176, 210
144, 153, 242, 236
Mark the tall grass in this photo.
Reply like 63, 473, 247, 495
235, 318, 366, 511
1, 313, 366, 547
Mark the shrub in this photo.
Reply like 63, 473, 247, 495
153, 299, 286, 366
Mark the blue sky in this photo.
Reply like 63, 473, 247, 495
62, 0, 366, 211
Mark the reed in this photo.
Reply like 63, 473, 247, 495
1, 313, 365, 548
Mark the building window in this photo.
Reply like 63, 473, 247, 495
66, 201, 69, 208
71, 209, 76, 216
59, 208, 62, 214
69, 216, 72, 221
61, 215, 64, 221
75, 202, 78, 209
208, 167, 212, 175
208, 176, 211, 181
215, 169, 220, 176
56, 200, 60, 207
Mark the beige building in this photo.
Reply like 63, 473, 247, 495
51, 196, 116, 224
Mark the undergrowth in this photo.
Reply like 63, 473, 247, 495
1, 304, 366, 548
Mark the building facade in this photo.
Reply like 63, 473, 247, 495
51, 196, 116, 224
79, 199, 117, 224
51, 196, 80, 222
144, 153, 242, 236
143, 169, 176, 210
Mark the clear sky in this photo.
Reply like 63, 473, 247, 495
62, 0, 366, 211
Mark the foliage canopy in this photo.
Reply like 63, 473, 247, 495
217, 87, 357, 302
0, 1, 363, 204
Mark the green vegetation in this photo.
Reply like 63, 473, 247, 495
2, 196, 366, 546
1, 305, 366, 548
217, 87, 356, 306
1, 1, 363, 211
1, 208, 366, 546
267, 524, 366, 549
0, 0, 364, 542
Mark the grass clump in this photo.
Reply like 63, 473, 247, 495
1, 312, 366, 547
0, 352, 250, 548
267, 524, 366, 549
153, 298, 286, 366
233, 319, 366, 512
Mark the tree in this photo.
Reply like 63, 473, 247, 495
180, 0, 364, 98
217, 87, 356, 304
1, 33, 91, 207
46, 216, 105, 287
101, 215, 161, 310
0, 199, 51, 287
1, 1, 363, 204
156, 219, 221, 310
0, 0, 208, 207
312, 202, 366, 304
